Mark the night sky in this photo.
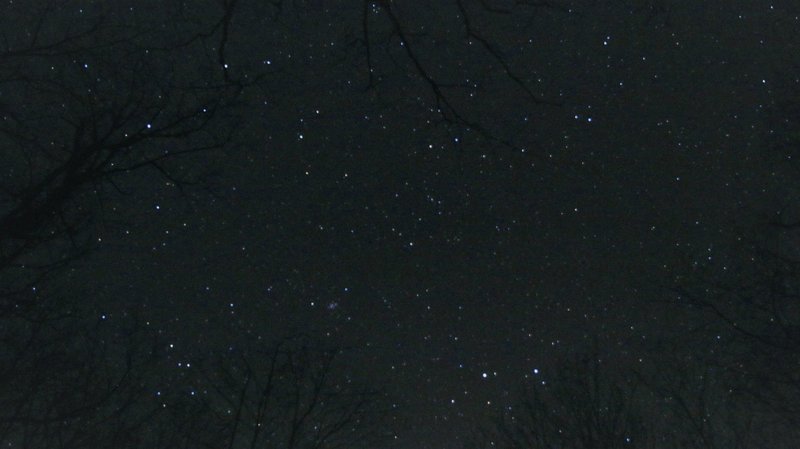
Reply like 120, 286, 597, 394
3, 1, 800, 448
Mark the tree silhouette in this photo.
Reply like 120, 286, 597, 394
1, 0, 566, 306
187, 335, 393, 449
0, 2, 395, 448
665, 81, 800, 446
0, 0, 249, 306
0, 2, 252, 444
673, 236, 800, 427
469, 346, 798, 449
469, 351, 653, 449
0, 1, 576, 447
0, 302, 166, 448
1, 303, 392, 449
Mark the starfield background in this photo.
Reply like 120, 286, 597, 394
2, 1, 799, 448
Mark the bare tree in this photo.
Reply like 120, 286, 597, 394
636, 351, 769, 449
470, 349, 781, 449
0, 0, 251, 305
1, 0, 574, 302
664, 82, 800, 447
0, 2, 268, 447
672, 235, 800, 425
671, 107, 800, 427
0, 300, 168, 449
1, 307, 393, 449
470, 351, 653, 449
188, 335, 393, 449
353, 0, 564, 155
0, 2, 575, 448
